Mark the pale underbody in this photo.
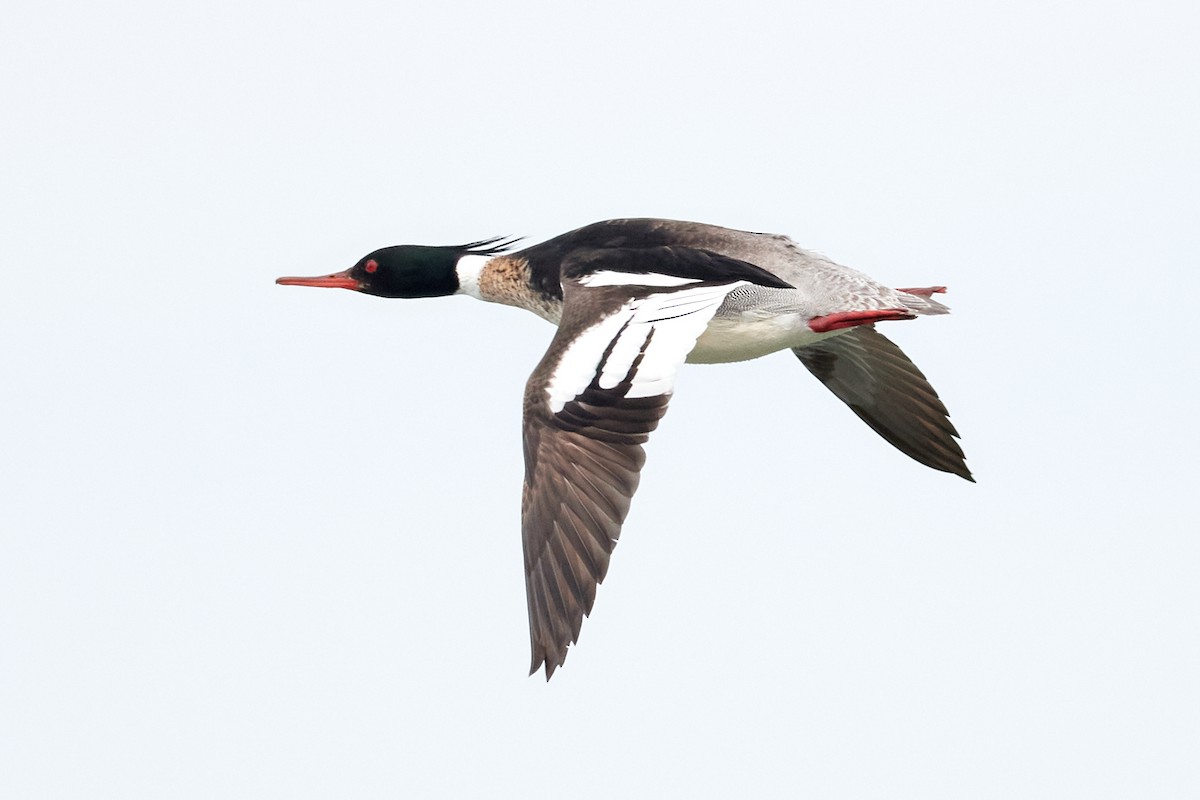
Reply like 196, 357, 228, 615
688, 310, 842, 363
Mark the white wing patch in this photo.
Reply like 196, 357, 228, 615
545, 310, 632, 413
577, 271, 703, 288
545, 282, 745, 413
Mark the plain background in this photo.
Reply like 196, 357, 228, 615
2, 1, 1197, 797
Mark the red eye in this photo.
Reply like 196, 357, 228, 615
364, 259, 379, 274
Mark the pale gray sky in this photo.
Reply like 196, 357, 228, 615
3, 0, 1197, 797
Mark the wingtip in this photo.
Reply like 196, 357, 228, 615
529, 652, 562, 681
945, 461, 975, 482
949, 450, 974, 482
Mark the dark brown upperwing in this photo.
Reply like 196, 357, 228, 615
518, 254, 758, 678
521, 382, 669, 679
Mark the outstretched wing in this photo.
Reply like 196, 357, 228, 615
521, 247, 787, 679
793, 326, 972, 481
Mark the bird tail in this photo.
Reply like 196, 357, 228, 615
895, 286, 951, 315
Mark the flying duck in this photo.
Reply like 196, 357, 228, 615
277, 218, 971, 679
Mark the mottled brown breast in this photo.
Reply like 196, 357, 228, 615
479, 255, 562, 323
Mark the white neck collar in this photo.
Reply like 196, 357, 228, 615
455, 254, 490, 300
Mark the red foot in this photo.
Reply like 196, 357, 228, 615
896, 286, 947, 297
808, 308, 916, 333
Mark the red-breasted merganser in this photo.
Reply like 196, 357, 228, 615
277, 218, 971, 679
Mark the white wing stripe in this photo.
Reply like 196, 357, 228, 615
624, 287, 732, 399
578, 271, 703, 288
544, 282, 746, 412
597, 323, 651, 391
545, 307, 632, 413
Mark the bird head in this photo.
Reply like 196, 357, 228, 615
276, 237, 518, 299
